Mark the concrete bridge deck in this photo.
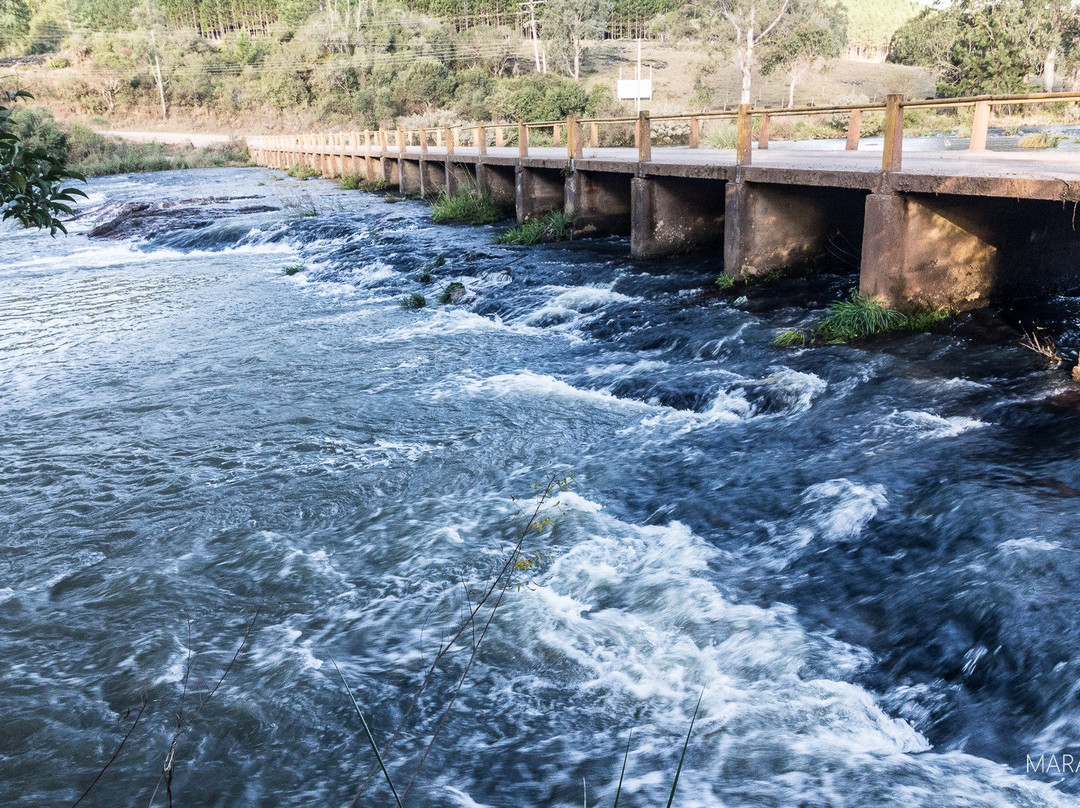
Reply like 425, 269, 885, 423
249, 137, 1080, 311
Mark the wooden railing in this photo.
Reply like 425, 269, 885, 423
249, 91, 1080, 175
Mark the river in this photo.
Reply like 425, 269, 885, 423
3, 167, 1080, 807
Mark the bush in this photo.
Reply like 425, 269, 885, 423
431, 191, 505, 225
287, 163, 321, 179
1018, 132, 1063, 149
495, 211, 574, 244
401, 292, 427, 309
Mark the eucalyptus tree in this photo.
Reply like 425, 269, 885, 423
541, 0, 611, 80
760, 0, 846, 107
713, 0, 794, 104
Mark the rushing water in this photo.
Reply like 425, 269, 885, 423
4, 167, 1080, 807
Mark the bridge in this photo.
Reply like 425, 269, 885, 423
248, 92, 1080, 312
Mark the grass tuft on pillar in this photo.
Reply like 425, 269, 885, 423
431, 191, 505, 225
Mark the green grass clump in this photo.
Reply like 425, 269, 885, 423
495, 210, 574, 245
774, 329, 807, 347
775, 290, 952, 347
282, 264, 305, 276
439, 281, 467, 304
287, 163, 321, 180
339, 173, 362, 190
814, 289, 907, 343
430, 191, 505, 225
401, 292, 427, 309
715, 273, 736, 289
1018, 132, 1064, 149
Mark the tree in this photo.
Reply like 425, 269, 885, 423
712, 0, 794, 104
937, 0, 1064, 97
541, 0, 610, 80
760, 0, 846, 106
0, 90, 85, 235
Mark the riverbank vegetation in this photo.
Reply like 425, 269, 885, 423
495, 210, 574, 244
5, 0, 1075, 140
430, 190, 505, 225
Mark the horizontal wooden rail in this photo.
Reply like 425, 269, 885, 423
247, 90, 1080, 177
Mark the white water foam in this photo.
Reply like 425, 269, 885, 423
881, 409, 989, 439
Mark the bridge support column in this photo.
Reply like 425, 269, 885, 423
398, 159, 421, 196
420, 159, 447, 197
380, 157, 399, 189
516, 166, 565, 222
631, 176, 726, 258
860, 192, 999, 310
478, 164, 516, 209
724, 180, 866, 280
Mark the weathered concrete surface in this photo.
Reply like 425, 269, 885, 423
631, 176, 726, 258
859, 192, 1000, 310
446, 161, 477, 195
516, 166, 565, 222
725, 181, 867, 279
398, 159, 422, 196
381, 157, 399, 189
478, 163, 516, 209
420, 159, 447, 197
566, 169, 632, 235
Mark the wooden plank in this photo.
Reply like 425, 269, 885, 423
736, 104, 752, 165
518, 121, 529, 157
689, 115, 699, 148
757, 112, 771, 151
637, 111, 652, 162
845, 109, 862, 151
969, 100, 991, 151
882, 93, 904, 172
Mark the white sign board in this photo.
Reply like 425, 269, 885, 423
617, 79, 653, 101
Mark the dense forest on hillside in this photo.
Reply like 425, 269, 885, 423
0, 0, 1072, 131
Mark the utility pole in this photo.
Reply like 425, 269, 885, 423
149, 26, 167, 120
520, 0, 543, 72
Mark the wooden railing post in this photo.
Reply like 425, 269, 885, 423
419, 127, 427, 154
970, 100, 991, 151
553, 123, 562, 147
476, 123, 487, 156
364, 130, 372, 158
396, 126, 405, 153
445, 126, 455, 155
518, 121, 529, 157
846, 109, 862, 151
757, 112, 771, 150
736, 103, 752, 165
689, 115, 699, 148
568, 115, 583, 160
637, 111, 652, 162
436, 128, 443, 148
882, 93, 904, 172
495, 126, 504, 147
590, 121, 599, 148
378, 127, 388, 154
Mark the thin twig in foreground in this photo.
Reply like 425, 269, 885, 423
71, 695, 148, 808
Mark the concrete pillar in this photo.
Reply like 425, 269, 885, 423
860, 192, 999, 310
516, 166, 565, 223
380, 156, 399, 189
478, 164, 516, 208
631, 176, 726, 258
398, 158, 422, 196
420, 159, 447, 198
565, 169, 633, 235
724, 180, 865, 279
